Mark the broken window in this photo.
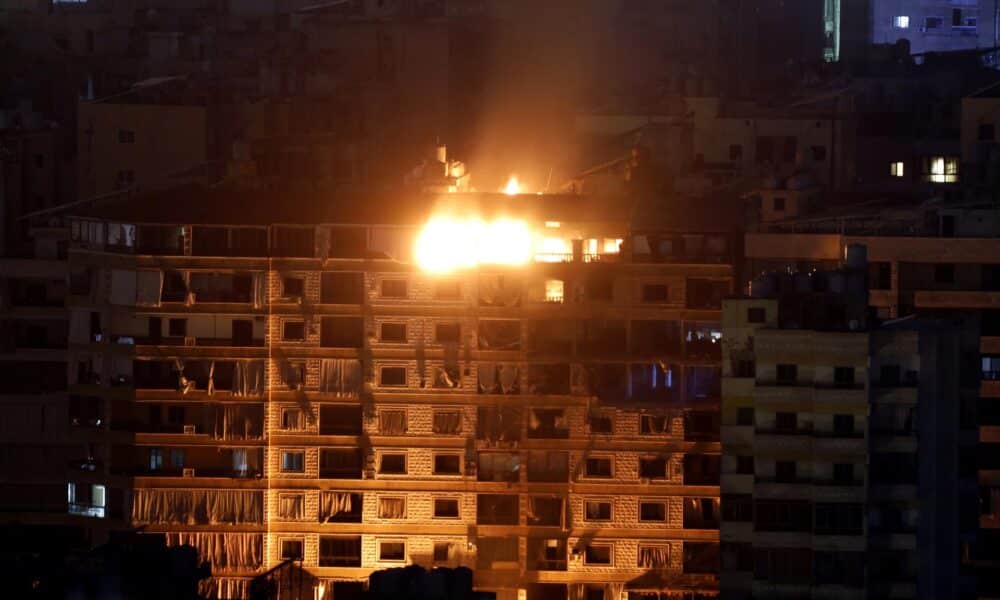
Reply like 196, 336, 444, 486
577, 319, 627, 356
476, 406, 523, 442
641, 284, 669, 303
630, 320, 682, 356
526, 451, 569, 482
378, 453, 406, 474
685, 410, 720, 441
477, 494, 519, 525
434, 454, 461, 475
684, 497, 720, 529
319, 448, 362, 479
435, 322, 461, 343
319, 536, 361, 567
478, 320, 521, 350
527, 496, 564, 526
433, 542, 452, 562
478, 274, 521, 307
320, 492, 362, 522
280, 539, 304, 560
630, 363, 678, 403
640, 502, 666, 522
684, 454, 720, 485
583, 544, 612, 565
477, 452, 520, 483
685, 322, 722, 359
379, 366, 407, 387
584, 457, 612, 478
527, 319, 574, 354
137, 225, 184, 255
476, 537, 519, 569
281, 277, 304, 298
380, 323, 407, 343
583, 364, 628, 403
639, 457, 668, 479
321, 317, 364, 348
683, 542, 720, 574
281, 408, 306, 431
526, 364, 571, 395
320, 272, 364, 304
528, 539, 567, 571
589, 414, 612, 434
432, 365, 460, 389
271, 226, 314, 258
432, 410, 461, 434
640, 415, 669, 434
380, 279, 408, 299
477, 363, 520, 394
686, 279, 728, 309
686, 366, 721, 400
320, 405, 362, 435
282, 321, 305, 341
527, 409, 569, 439
188, 272, 252, 303
433, 498, 460, 518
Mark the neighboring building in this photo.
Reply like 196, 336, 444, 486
869, 0, 998, 57
720, 261, 871, 599
77, 98, 208, 201
721, 250, 979, 599
744, 228, 992, 597
60, 188, 734, 599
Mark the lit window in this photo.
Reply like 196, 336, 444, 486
925, 156, 959, 183
603, 238, 623, 254
893, 15, 909, 29
544, 279, 564, 303
890, 161, 905, 177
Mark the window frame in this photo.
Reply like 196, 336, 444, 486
583, 499, 613, 522
281, 450, 306, 473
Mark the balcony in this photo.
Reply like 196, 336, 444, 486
914, 290, 1000, 310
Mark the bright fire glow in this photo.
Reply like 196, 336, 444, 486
503, 176, 521, 195
415, 217, 532, 273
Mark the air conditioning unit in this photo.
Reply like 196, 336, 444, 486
184, 336, 196, 346
182, 468, 196, 478
183, 424, 196, 435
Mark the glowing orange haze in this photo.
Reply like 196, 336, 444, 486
414, 217, 534, 273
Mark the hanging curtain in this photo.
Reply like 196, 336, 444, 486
433, 411, 460, 434
379, 410, 406, 435
278, 494, 304, 520
478, 363, 498, 393
433, 366, 459, 388
232, 360, 264, 396
252, 272, 267, 309
319, 492, 353, 521
207, 361, 215, 396
606, 583, 625, 600
498, 365, 519, 394
174, 359, 196, 394
319, 359, 362, 395
638, 545, 670, 568
136, 270, 163, 307
132, 490, 262, 525
378, 497, 405, 519
213, 404, 263, 440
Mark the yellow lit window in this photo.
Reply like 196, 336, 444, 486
603, 238, 623, 254
545, 279, 564, 303
925, 156, 958, 183
890, 161, 904, 177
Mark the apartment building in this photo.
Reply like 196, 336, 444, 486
720, 262, 871, 599
744, 230, 989, 597
60, 189, 732, 599
870, 0, 998, 56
